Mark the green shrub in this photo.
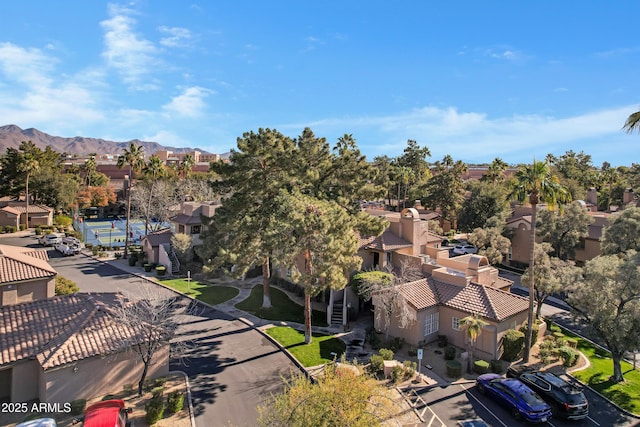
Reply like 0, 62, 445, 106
502, 329, 525, 361
6, 225, 17, 233
366, 329, 382, 350
445, 360, 462, 378
379, 348, 394, 361
128, 256, 138, 266
35, 227, 42, 235
55, 276, 79, 295
19, 224, 26, 231
490, 359, 503, 373
369, 354, 384, 375
549, 323, 561, 333
151, 386, 164, 400
388, 337, 405, 352
144, 263, 153, 272
566, 338, 578, 349
473, 360, 490, 374
390, 365, 405, 384
519, 321, 540, 347
92, 246, 99, 256
145, 396, 165, 425
156, 265, 167, 276
539, 347, 552, 365
166, 391, 185, 414
558, 346, 579, 367
408, 346, 417, 357
70, 399, 86, 416
437, 334, 448, 348
55, 215, 73, 229
444, 346, 456, 360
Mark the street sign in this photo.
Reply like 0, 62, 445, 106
417, 348, 423, 360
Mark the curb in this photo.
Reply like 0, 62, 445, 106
552, 322, 640, 420
169, 370, 196, 427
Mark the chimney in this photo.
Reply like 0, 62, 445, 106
623, 188, 635, 205
586, 188, 597, 206
414, 200, 423, 209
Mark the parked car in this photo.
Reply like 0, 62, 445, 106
62, 237, 83, 254
16, 419, 57, 427
458, 420, 492, 427
83, 399, 132, 427
39, 234, 61, 247
476, 373, 552, 423
507, 366, 589, 420
453, 244, 478, 255
55, 241, 75, 256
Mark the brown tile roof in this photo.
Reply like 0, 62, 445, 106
397, 277, 529, 321
171, 213, 202, 225
0, 293, 163, 370
142, 228, 172, 246
0, 245, 56, 284
359, 230, 412, 252
0, 206, 21, 215
1, 203, 53, 214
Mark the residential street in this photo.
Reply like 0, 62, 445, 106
3, 234, 298, 427
2, 233, 639, 426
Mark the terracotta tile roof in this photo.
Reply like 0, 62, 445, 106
359, 230, 412, 252
0, 206, 21, 215
0, 294, 163, 370
396, 277, 529, 321
171, 213, 202, 225
142, 228, 172, 246
1, 203, 53, 214
0, 245, 56, 284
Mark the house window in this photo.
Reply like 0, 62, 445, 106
452, 317, 461, 331
190, 225, 201, 235
424, 312, 439, 336
507, 247, 512, 261
386, 252, 392, 265
178, 224, 185, 233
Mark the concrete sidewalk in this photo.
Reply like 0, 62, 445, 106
99, 254, 445, 387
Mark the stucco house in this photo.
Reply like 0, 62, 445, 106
0, 244, 56, 306
354, 208, 530, 360
171, 201, 220, 246
140, 228, 179, 274
0, 293, 169, 404
0, 202, 53, 228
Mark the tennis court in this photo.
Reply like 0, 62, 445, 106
76, 217, 169, 247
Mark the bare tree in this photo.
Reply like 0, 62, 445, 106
130, 180, 180, 231
359, 260, 421, 342
112, 285, 194, 396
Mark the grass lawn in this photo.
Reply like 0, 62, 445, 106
160, 278, 239, 306
561, 330, 640, 415
266, 326, 346, 367
236, 284, 328, 327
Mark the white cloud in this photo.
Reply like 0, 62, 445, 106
159, 26, 192, 47
163, 86, 214, 117
281, 105, 637, 163
100, 3, 160, 89
0, 42, 55, 88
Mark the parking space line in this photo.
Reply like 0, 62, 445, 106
459, 384, 509, 427
587, 416, 600, 426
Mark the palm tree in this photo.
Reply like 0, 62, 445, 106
510, 160, 571, 362
623, 109, 640, 134
117, 143, 145, 258
459, 314, 489, 373
83, 154, 97, 187
179, 154, 195, 179
483, 157, 509, 185
142, 155, 167, 235
18, 156, 40, 229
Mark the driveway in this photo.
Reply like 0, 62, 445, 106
22, 238, 299, 427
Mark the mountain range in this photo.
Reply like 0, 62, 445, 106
0, 124, 209, 156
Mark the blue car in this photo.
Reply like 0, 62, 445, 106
476, 373, 552, 423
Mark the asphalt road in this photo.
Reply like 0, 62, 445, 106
3, 234, 639, 426
4, 235, 298, 427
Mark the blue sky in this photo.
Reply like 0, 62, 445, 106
1, 2, 639, 166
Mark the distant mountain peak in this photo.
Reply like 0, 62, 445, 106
0, 125, 209, 156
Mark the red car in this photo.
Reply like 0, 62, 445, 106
83, 399, 132, 427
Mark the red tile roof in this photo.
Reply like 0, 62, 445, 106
1, 203, 53, 214
0, 294, 163, 370
359, 230, 412, 251
397, 277, 529, 321
0, 244, 56, 284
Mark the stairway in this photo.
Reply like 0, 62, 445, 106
332, 301, 343, 326
169, 249, 180, 274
